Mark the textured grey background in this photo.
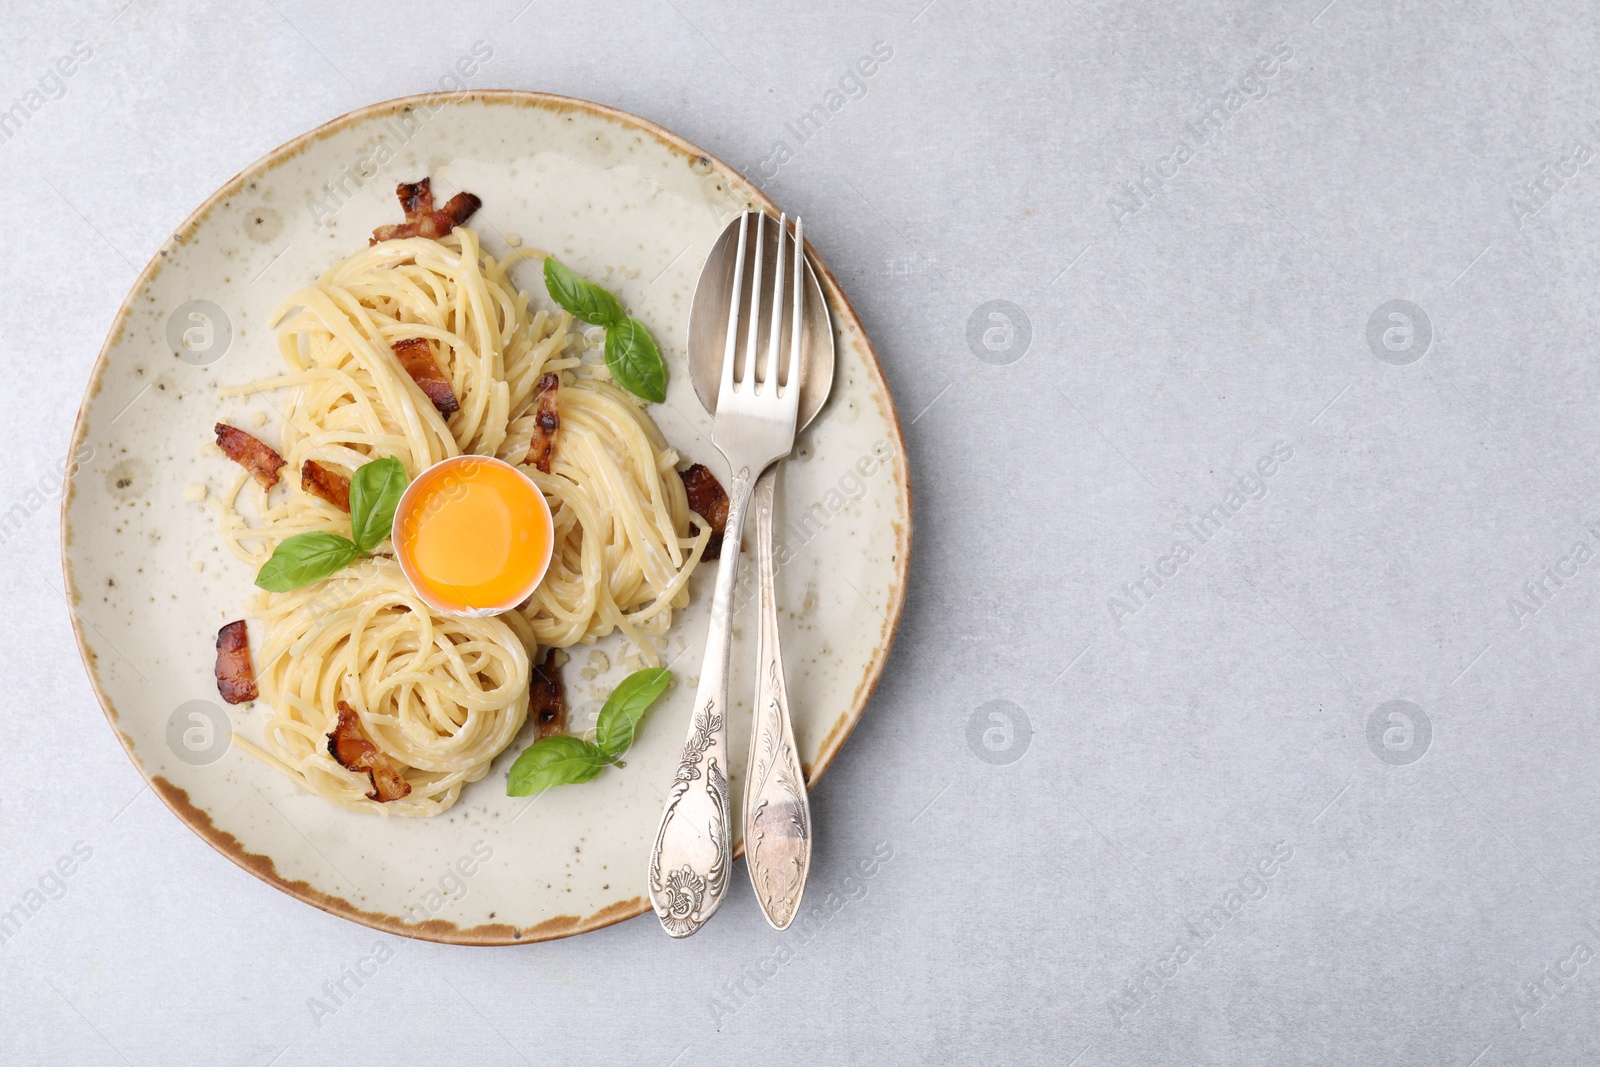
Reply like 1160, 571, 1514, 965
4, 0, 1600, 1063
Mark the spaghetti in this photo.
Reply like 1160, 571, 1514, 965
215, 211, 708, 816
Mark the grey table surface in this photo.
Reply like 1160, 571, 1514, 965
5, 0, 1600, 1063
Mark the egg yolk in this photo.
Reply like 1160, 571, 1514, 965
397, 458, 549, 612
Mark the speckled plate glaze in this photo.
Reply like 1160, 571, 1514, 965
61, 92, 910, 944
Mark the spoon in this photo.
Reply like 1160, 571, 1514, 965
687, 211, 834, 928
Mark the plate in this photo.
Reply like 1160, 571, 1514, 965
61, 92, 910, 944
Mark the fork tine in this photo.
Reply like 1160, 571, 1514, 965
786, 216, 804, 399
762, 214, 788, 395
741, 211, 766, 389
720, 212, 749, 399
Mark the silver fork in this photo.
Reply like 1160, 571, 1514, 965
648, 210, 804, 938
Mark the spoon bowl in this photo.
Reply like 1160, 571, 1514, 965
688, 212, 834, 430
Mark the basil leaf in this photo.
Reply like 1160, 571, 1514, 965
604, 318, 668, 404
543, 257, 623, 327
255, 531, 360, 592
349, 456, 408, 552
506, 735, 608, 796
541, 259, 666, 403
594, 668, 672, 758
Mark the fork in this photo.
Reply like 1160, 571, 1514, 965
648, 211, 804, 938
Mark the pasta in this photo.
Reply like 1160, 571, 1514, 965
216, 221, 709, 816
235, 558, 530, 815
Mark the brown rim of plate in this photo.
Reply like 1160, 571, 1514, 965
59, 90, 913, 946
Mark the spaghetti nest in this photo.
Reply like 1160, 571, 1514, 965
218, 227, 708, 815
245, 559, 531, 816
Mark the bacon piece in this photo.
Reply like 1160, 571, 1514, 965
524, 373, 560, 473
681, 463, 730, 561
370, 177, 482, 244
397, 178, 433, 216
430, 192, 482, 232
391, 337, 460, 417
529, 647, 567, 740
215, 423, 286, 491
300, 460, 351, 512
214, 620, 257, 704
327, 701, 411, 803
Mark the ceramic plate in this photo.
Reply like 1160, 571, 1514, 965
61, 92, 910, 944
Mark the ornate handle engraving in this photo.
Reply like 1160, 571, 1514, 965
648, 463, 755, 937
743, 464, 812, 929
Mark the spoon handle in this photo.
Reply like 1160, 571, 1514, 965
647, 462, 754, 937
743, 463, 812, 928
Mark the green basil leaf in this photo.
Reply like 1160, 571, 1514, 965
506, 735, 608, 796
255, 531, 360, 592
594, 668, 672, 758
348, 456, 408, 552
543, 257, 623, 327
604, 317, 668, 404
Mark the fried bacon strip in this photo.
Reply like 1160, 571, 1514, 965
214, 620, 257, 704
681, 463, 730, 561
397, 179, 432, 216
529, 648, 568, 740
391, 337, 460, 417
215, 423, 286, 491
370, 177, 482, 244
524, 373, 560, 473
300, 460, 351, 512
327, 701, 411, 803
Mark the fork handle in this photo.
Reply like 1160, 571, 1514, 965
648, 462, 756, 937
744, 463, 812, 928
